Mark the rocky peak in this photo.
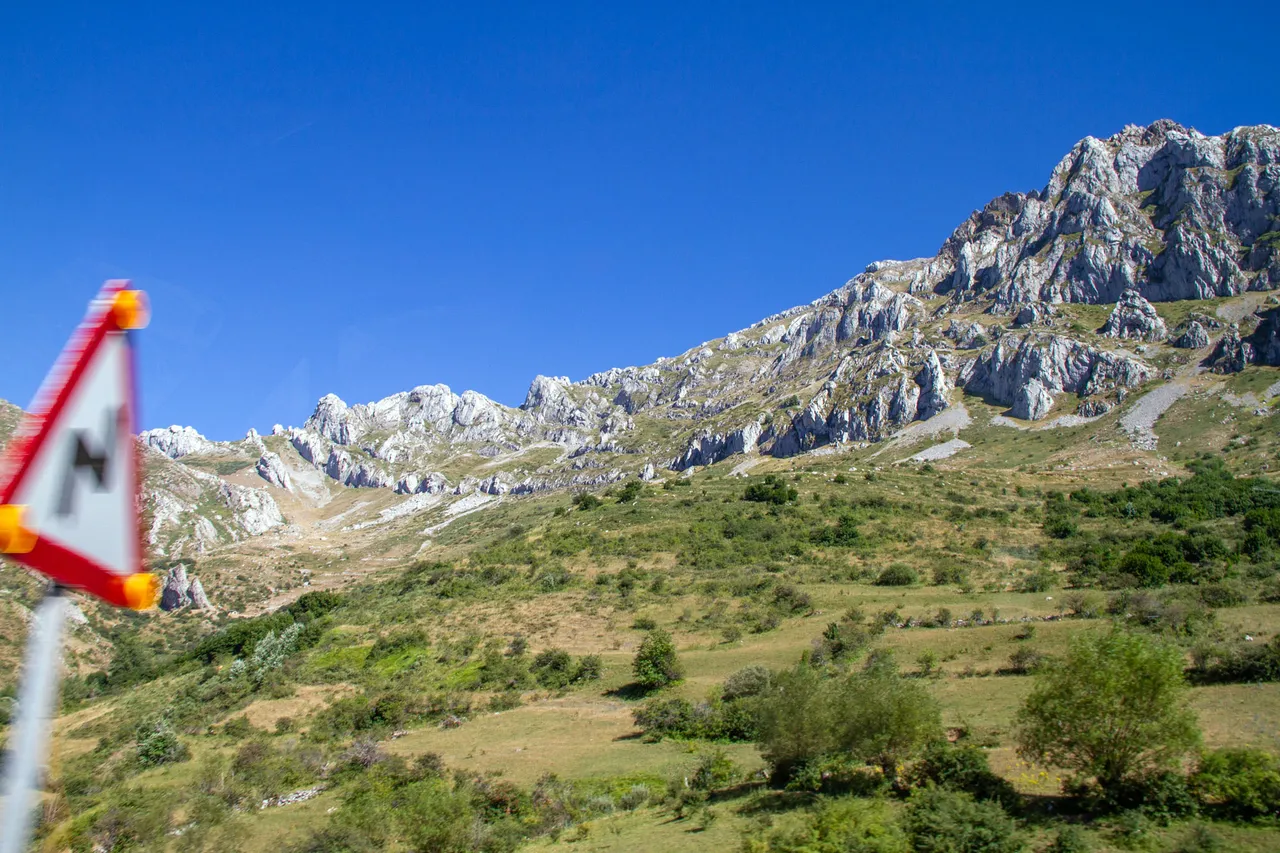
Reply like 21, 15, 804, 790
140, 425, 220, 459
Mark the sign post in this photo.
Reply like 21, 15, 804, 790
0, 281, 155, 852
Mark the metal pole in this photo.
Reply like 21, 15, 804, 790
0, 586, 68, 853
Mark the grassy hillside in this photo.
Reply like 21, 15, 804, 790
5, 374, 1280, 852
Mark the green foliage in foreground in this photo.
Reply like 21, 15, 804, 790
903, 786, 1024, 853
1017, 630, 1201, 792
742, 797, 909, 853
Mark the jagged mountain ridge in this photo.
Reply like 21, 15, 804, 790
122, 119, 1280, 556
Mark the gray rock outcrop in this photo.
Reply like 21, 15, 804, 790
674, 420, 764, 470
159, 565, 213, 611
1100, 289, 1168, 341
1206, 325, 1255, 373
932, 121, 1280, 307
1012, 378, 1055, 420
1170, 320, 1210, 349
960, 333, 1150, 420
140, 425, 220, 459
256, 452, 293, 490
395, 472, 449, 495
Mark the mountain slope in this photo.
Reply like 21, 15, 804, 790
138, 121, 1278, 511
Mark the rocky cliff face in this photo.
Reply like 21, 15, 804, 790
932, 121, 1280, 307
23, 119, 1273, 564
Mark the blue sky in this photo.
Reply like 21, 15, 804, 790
2, 3, 1276, 440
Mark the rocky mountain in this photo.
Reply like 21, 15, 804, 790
10, 119, 1279, 568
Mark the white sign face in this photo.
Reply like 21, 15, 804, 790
11, 334, 136, 576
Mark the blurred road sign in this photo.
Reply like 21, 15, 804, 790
0, 280, 157, 609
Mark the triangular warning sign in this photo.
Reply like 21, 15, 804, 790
0, 281, 158, 609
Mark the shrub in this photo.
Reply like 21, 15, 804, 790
631, 616, 658, 631
722, 665, 773, 701
531, 648, 574, 689
1019, 570, 1055, 593
1172, 823, 1225, 853
615, 480, 644, 503
875, 565, 918, 587
1190, 747, 1280, 820
1046, 825, 1091, 853
744, 475, 799, 505
741, 798, 908, 853
904, 786, 1023, 853
632, 630, 684, 690
910, 741, 1019, 808
1007, 647, 1047, 675
689, 749, 737, 791
933, 565, 969, 586
573, 655, 603, 683
1197, 582, 1248, 608
135, 718, 189, 767
573, 492, 603, 510
618, 784, 650, 810
755, 664, 940, 785
1017, 630, 1201, 793
1083, 771, 1198, 821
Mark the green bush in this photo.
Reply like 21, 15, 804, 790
875, 565, 918, 587
689, 748, 737, 790
633, 629, 684, 689
135, 718, 189, 767
741, 797, 908, 853
910, 742, 1018, 808
755, 664, 940, 785
744, 475, 800, 505
903, 786, 1024, 853
532, 648, 575, 689
722, 665, 773, 701
1017, 630, 1201, 793
1190, 747, 1280, 820
1045, 825, 1091, 853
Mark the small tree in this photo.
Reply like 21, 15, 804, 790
633, 629, 684, 690
1016, 630, 1201, 793
755, 664, 940, 784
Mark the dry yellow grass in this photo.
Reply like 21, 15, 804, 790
384, 694, 762, 785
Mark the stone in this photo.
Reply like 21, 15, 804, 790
256, 452, 293, 491
159, 566, 213, 611
140, 425, 220, 459
1100, 289, 1167, 341
1170, 320, 1210, 349
1206, 325, 1255, 373
1012, 378, 1055, 420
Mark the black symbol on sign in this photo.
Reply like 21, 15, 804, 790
56, 407, 124, 517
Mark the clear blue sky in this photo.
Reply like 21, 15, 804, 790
2, 2, 1276, 439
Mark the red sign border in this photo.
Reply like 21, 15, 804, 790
0, 280, 146, 607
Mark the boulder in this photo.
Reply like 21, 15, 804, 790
1100, 289, 1168, 341
256, 452, 293, 491
1170, 320, 1210, 349
1012, 378, 1054, 420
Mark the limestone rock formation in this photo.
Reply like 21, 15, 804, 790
396, 471, 449, 495
960, 333, 1150, 420
140, 425, 220, 459
674, 421, 764, 469
256, 452, 293, 490
1100, 289, 1168, 341
1171, 320, 1210, 349
1013, 378, 1055, 421
933, 121, 1280, 307
159, 565, 213, 611
1206, 325, 1255, 373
